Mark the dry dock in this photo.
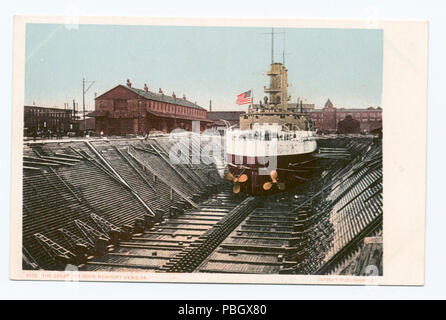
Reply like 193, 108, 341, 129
22, 134, 382, 275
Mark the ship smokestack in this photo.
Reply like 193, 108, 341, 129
209, 100, 212, 112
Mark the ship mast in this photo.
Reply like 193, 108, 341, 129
239, 29, 311, 131
264, 28, 288, 112
282, 33, 286, 65
271, 28, 274, 64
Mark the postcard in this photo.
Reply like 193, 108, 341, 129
10, 16, 428, 285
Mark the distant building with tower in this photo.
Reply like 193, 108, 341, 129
309, 99, 382, 133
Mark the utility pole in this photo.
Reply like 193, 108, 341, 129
72, 99, 76, 121
82, 78, 95, 136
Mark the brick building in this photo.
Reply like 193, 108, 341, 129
24, 105, 74, 137
207, 111, 245, 126
76, 117, 96, 133
206, 111, 246, 134
90, 83, 210, 136
310, 99, 382, 133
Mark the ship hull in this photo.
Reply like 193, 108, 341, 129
226, 151, 317, 195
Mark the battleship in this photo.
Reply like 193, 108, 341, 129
225, 33, 318, 195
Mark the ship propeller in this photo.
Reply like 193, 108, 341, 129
263, 170, 286, 191
225, 172, 248, 194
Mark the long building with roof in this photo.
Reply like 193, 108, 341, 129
89, 82, 211, 135
24, 105, 75, 137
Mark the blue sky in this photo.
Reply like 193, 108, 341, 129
25, 24, 383, 111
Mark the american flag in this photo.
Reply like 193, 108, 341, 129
236, 90, 252, 105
